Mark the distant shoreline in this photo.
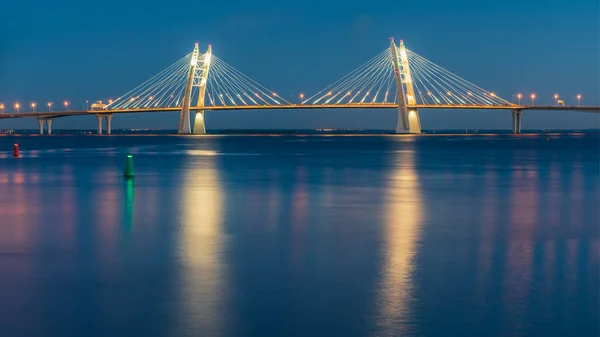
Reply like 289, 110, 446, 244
1, 129, 599, 136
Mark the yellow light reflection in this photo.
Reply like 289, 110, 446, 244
95, 171, 119, 262
474, 165, 498, 312
59, 165, 76, 249
373, 148, 423, 334
501, 165, 537, 330
266, 169, 281, 231
175, 158, 226, 335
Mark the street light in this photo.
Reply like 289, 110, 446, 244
31, 102, 36, 112
300, 93, 304, 104
0, 103, 4, 113
554, 94, 559, 106
15, 103, 20, 113
577, 94, 581, 106
517, 93, 522, 105
64, 101, 69, 111
48, 102, 53, 112
108, 99, 113, 104
530, 93, 536, 105
85, 100, 89, 110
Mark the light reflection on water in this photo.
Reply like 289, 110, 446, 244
174, 159, 228, 336
373, 148, 422, 336
0, 134, 597, 337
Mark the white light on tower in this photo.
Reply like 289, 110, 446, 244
190, 42, 200, 66
400, 48, 408, 61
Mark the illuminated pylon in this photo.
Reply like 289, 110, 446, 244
178, 43, 213, 134
192, 45, 212, 134
390, 39, 421, 133
178, 43, 200, 134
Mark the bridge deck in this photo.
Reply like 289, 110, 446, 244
0, 104, 598, 119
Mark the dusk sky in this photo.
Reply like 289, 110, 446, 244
1, 0, 598, 130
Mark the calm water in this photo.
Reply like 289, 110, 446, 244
0, 134, 598, 337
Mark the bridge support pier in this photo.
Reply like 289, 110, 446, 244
96, 114, 103, 134
37, 118, 44, 135
512, 109, 522, 134
46, 119, 53, 135
396, 108, 421, 134
104, 115, 113, 135
180, 110, 191, 134
193, 111, 206, 134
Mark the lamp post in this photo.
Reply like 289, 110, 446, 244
554, 94, 559, 106
85, 100, 89, 110
530, 93, 536, 105
48, 102, 53, 112
577, 94, 581, 106
31, 102, 36, 112
300, 93, 304, 105
0, 103, 4, 114
15, 103, 20, 113
517, 93, 522, 105
64, 101, 69, 111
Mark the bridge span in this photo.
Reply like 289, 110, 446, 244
2, 39, 598, 134
1, 104, 597, 135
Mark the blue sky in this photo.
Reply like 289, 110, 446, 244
0, 0, 598, 130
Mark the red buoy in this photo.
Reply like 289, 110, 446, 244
12, 144, 20, 158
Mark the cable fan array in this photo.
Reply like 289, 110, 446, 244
302, 49, 398, 105
406, 50, 510, 106
106, 53, 289, 110
303, 48, 511, 107
205, 56, 290, 107
106, 44, 510, 110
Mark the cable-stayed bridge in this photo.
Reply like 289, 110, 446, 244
2, 39, 598, 134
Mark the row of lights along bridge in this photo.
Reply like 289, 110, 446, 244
513, 93, 583, 106
0, 94, 586, 113
0, 99, 114, 113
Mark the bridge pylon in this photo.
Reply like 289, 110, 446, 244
178, 43, 213, 134
178, 43, 200, 134
390, 39, 421, 134
193, 45, 212, 134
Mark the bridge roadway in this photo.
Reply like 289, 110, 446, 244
0, 104, 598, 120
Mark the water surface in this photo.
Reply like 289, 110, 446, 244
0, 134, 598, 337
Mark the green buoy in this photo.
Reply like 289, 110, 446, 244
123, 154, 135, 178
